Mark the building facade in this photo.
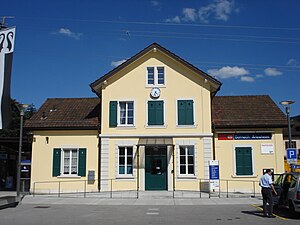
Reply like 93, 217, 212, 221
25, 43, 287, 194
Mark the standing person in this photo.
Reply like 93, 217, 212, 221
259, 169, 277, 218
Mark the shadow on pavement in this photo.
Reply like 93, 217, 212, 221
241, 210, 266, 218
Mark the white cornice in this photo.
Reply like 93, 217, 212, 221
99, 133, 213, 138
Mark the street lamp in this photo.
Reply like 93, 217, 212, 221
280, 100, 295, 149
16, 104, 29, 197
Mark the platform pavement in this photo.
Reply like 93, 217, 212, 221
19, 191, 262, 206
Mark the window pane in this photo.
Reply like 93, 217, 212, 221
127, 156, 133, 165
180, 146, 185, 155
147, 67, 154, 84
127, 166, 133, 174
188, 156, 194, 164
119, 147, 125, 156
127, 147, 133, 155
180, 156, 186, 164
180, 166, 186, 174
157, 67, 164, 84
127, 118, 133, 124
119, 166, 125, 174
119, 156, 125, 165
187, 146, 194, 155
188, 165, 194, 174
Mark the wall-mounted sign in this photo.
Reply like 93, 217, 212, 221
261, 143, 274, 154
218, 133, 272, 140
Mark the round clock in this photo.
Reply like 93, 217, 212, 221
150, 87, 160, 98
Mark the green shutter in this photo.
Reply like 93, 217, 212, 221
109, 101, 117, 127
235, 147, 252, 175
178, 100, 186, 125
178, 100, 194, 125
148, 101, 164, 125
185, 100, 194, 125
78, 148, 86, 177
52, 148, 61, 177
156, 101, 164, 125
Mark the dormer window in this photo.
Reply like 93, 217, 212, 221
147, 66, 165, 86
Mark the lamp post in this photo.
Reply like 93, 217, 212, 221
280, 100, 295, 149
17, 104, 29, 197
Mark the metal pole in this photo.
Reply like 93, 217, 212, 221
84, 180, 86, 198
286, 106, 292, 148
17, 110, 24, 197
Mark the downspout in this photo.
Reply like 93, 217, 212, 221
210, 84, 221, 161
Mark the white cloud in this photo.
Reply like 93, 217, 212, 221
241, 76, 255, 82
264, 68, 282, 76
208, 66, 249, 79
287, 58, 298, 67
54, 28, 82, 40
111, 59, 126, 67
165, 16, 181, 23
165, 0, 236, 24
151, 0, 159, 6
199, 0, 235, 23
182, 8, 198, 22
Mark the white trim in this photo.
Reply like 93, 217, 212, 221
115, 141, 136, 179
60, 148, 79, 176
232, 145, 255, 177
100, 133, 213, 138
175, 98, 196, 127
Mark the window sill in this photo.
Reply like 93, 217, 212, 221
177, 176, 197, 180
146, 125, 166, 129
57, 175, 81, 178
176, 125, 196, 128
231, 175, 258, 178
116, 176, 135, 180
117, 126, 136, 129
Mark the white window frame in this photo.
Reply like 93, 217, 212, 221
146, 66, 166, 86
62, 148, 79, 176
176, 98, 196, 127
232, 145, 256, 177
179, 145, 195, 176
118, 101, 135, 127
117, 146, 134, 177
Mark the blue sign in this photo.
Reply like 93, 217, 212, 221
291, 164, 300, 169
287, 148, 297, 159
209, 165, 220, 180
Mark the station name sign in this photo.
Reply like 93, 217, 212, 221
218, 133, 272, 140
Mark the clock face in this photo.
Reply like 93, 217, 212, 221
150, 87, 160, 98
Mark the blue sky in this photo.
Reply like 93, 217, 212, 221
2, 0, 300, 116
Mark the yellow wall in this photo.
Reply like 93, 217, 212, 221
215, 128, 285, 193
101, 51, 213, 135
30, 130, 99, 193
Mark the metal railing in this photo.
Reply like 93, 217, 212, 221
32, 178, 261, 199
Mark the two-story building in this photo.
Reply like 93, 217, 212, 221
25, 43, 286, 194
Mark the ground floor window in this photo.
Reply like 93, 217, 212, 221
179, 146, 194, 175
52, 148, 86, 177
63, 149, 78, 175
118, 146, 133, 175
235, 147, 253, 176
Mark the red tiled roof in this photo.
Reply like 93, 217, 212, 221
24, 98, 100, 130
212, 95, 287, 128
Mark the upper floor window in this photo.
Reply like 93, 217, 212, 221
147, 66, 165, 86
119, 101, 134, 126
177, 100, 194, 126
109, 101, 134, 127
148, 100, 164, 126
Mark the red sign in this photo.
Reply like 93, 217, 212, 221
218, 133, 234, 140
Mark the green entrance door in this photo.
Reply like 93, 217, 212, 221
145, 146, 167, 190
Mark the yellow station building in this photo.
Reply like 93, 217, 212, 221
25, 43, 287, 195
